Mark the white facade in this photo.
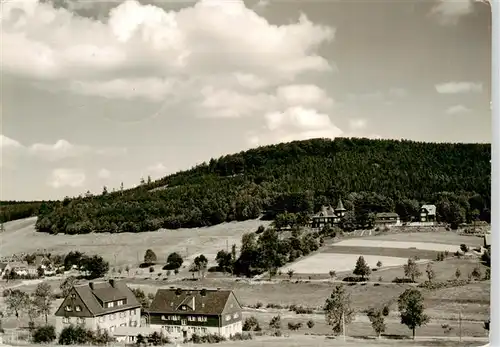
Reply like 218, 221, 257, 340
150, 320, 242, 339
55, 307, 140, 335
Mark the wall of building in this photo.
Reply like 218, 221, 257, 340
55, 308, 140, 335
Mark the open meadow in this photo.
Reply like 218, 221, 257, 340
0, 217, 270, 268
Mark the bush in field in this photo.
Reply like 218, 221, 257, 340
33, 325, 56, 343
460, 244, 469, 253
242, 316, 260, 331
288, 322, 303, 330
230, 332, 252, 341
307, 319, 315, 328
269, 315, 281, 330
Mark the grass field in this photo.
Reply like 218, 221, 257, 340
287, 253, 426, 274
332, 240, 464, 253
360, 232, 484, 248
0, 218, 270, 267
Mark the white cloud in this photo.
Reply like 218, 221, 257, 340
146, 162, 169, 178
250, 106, 343, 146
276, 84, 334, 109
349, 119, 367, 131
446, 104, 471, 115
29, 139, 90, 161
430, 0, 475, 26
0, 134, 23, 149
1, 0, 335, 105
435, 82, 483, 94
48, 168, 86, 188
97, 168, 111, 179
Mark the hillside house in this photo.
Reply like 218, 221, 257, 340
375, 212, 401, 226
419, 204, 436, 223
9, 262, 37, 277
54, 279, 141, 336
148, 287, 243, 340
311, 199, 346, 229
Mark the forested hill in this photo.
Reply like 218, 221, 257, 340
30, 138, 490, 234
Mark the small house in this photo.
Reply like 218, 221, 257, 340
311, 199, 346, 229
375, 212, 401, 226
148, 287, 243, 340
419, 204, 436, 223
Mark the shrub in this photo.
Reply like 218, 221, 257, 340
288, 322, 302, 330
149, 266, 154, 273
33, 325, 56, 343
417, 279, 470, 290
342, 276, 367, 282
190, 333, 226, 343
242, 316, 259, 331
230, 332, 252, 341
460, 244, 469, 253
392, 277, 414, 283
307, 319, 315, 328
269, 315, 281, 330
58, 325, 90, 345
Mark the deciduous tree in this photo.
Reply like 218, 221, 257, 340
397, 288, 429, 339
324, 285, 354, 335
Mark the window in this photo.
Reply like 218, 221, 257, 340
131, 309, 136, 316
197, 316, 207, 322
70, 294, 76, 299
64, 306, 72, 312
98, 316, 105, 323
225, 314, 231, 321
120, 323, 127, 327
117, 300, 124, 306
233, 313, 239, 319
77, 317, 85, 324
109, 313, 116, 320
107, 302, 114, 308
62, 317, 70, 324
202, 328, 207, 333
181, 319, 187, 326
75, 305, 82, 312
130, 321, 138, 327
120, 312, 127, 318
181, 306, 186, 310
188, 316, 196, 321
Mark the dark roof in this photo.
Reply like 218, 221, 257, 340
55, 279, 140, 317
336, 199, 346, 211
149, 288, 236, 315
376, 212, 399, 218
0, 263, 9, 271
313, 205, 338, 218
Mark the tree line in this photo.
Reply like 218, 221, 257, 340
3, 138, 490, 234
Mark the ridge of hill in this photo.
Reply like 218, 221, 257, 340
2, 138, 491, 234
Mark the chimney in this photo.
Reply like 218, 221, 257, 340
109, 279, 115, 287
192, 296, 196, 311
89, 282, 94, 290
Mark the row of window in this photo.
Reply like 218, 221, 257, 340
162, 325, 208, 334
106, 300, 125, 309
62, 317, 85, 324
225, 313, 239, 321
97, 309, 136, 323
162, 315, 208, 322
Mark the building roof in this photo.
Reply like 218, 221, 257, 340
55, 279, 140, 317
376, 212, 399, 218
148, 288, 238, 315
0, 263, 9, 271
313, 205, 338, 218
421, 204, 436, 216
336, 199, 346, 211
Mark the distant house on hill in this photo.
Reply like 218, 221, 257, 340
419, 204, 436, 223
375, 212, 401, 227
147, 287, 243, 340
54, 279, 141, 336
311, 199, 346, 229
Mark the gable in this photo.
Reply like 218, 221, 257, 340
150, 289, 231, 315
221, 291, 242, 314
55, 288, 94, 317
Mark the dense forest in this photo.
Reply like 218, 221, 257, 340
2, 138, 491, 234
0, 201, 49, 224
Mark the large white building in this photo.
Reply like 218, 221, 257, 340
147, 287, 243, 341
54, 279, 141, 335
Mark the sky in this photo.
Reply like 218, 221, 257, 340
0, 0, 492, 201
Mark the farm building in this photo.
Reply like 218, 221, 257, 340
54, 279, 141, 336
311, 199, 346, 228
375, 212, 401, 226
419, 204, 436, 223
147, 287, 243, 340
